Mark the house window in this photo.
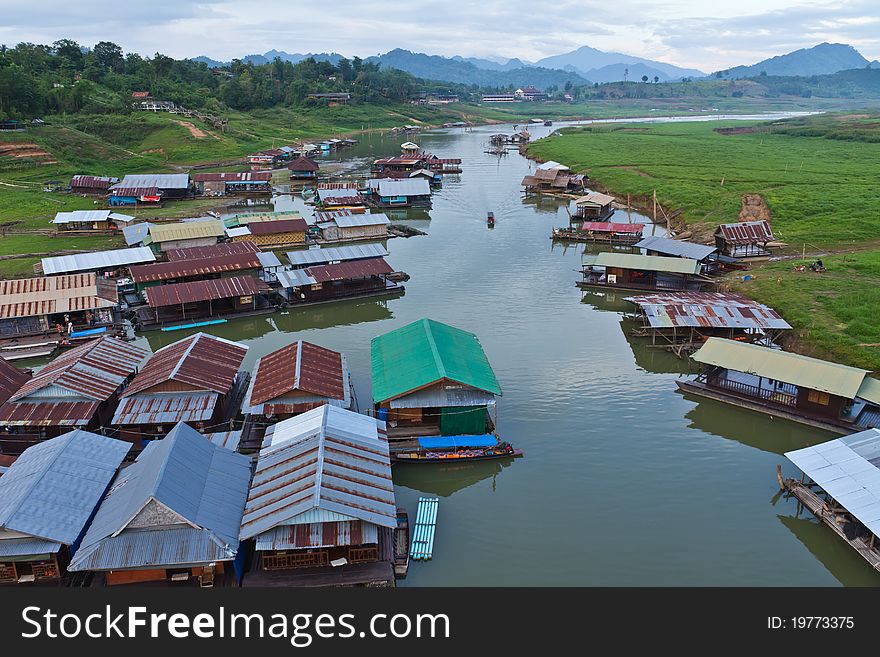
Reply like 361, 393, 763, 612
807, 390, 830, 405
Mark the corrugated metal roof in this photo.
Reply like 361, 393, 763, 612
145, 275, 269, 307
240, 405, 396, 541
52, 210, 135, 225
536, 160, 569, 171
42, 247, 156, 276
225, 226, 251, 238
287, 157, 319, 171
715, 220, 775, 245
166, 241, 258, 261
332, 213, 390, 228
388, 387, 496, 409
307, 257, 393, 283
368, 178, 431, 197
276, 269, 317, 288
692, 338, 871, 399
231, 211, 302, 226
0, 358, 31, 406
10, 337, 149, 403
287, 243, 388, 267
317, 186, 359, 201
0, 400, 101, 426
636, 236, 717, 261
255, 520, 377, 551
626, 293, 791, 330
857, 378, 880, 406
0, 536, 62, 557
245, 341, 349, 412
112, 173, 190, 190
0, 273, 119, 319
130, 253, 261, 283
256, 251, 283, 269
148, 220, 224, 244
109, 186, 159, 198
70, 175, 117, 189
579, 222, 644, 234
191, 172, 272, 182
122, 223, 151, 246
371, 318, 501, 404
587, 252, 703, 275
204, 429, 242, 451
786, 428, 880, 537
0, 430, 130, 544
68, 422, 251, 571
574, 192, 615, 206
111, 391, 219, 425
246, 218, 308, 235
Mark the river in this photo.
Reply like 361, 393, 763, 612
133, 113, 879, 586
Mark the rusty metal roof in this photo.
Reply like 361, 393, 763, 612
307, 257, 394, 284
0, 359, 30, 406
108, 187, 159, 198
70, 175, 118, 189
10, 337, 149, 403
0, 400, 101, 426
715, 220, 775, 245
247, 341, 349, 410
191, 172, 272, 182
627, 294, 792, 330
145, 275, 269, 307
0, 273, 118, 319
246, 218, 308, 235
111, 391, 219, 426
122, 333, 247, 398
166, 241, 259, 261
580, 222, 644, 234
287, 157, 319, 171
130, 253, 262, 283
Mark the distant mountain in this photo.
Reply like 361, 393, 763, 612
452, 56, 532, 71
536, 45, 704, 81
191, 55, 226, 68
716, 42, 873, 79
191, 51, 345, 67
586, 62, 671, 84
367, 49, 586, 88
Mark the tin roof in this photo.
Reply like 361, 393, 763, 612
287, 157, 319, 171
109, 186, 159, 198
256, 252, 283, 269
246, 218, 308, 235
691, 338, 874, 400
0, 273, 118, 319
715, 220, 775, 245
786, 428, 880, 538
286, 243, 388, 267
225, 226, 251, 238
112, 173, 190, 190
587, 252, 703, 275
70, 175, 118, 189
574, 192, 615, 206
635, 236, 717, 261
111, 391, 219, 425
0, 430, 130, 544
580, 222, 644, 234
240, 405, 395, 541
626, 295, 792, 330
10, 337, 149, 403
0, 400, 101, 426
148, 220, 224, 244
52, 210, 135, 225
368, 178, 431, 197
331, 213, 390, 228
371, 318, 501, 403
191, 172, 272, 182
317, 186, 359, 201
230, 210, 302, 226
68, 422, 251, 571
130, 252, 261, 283
145, 275, 269, 307
123, 333, 246, 398
204, 429, 242, 451
42, 247, 156, 276
122, 223, 151, 246
166, 241, 258, 261
0, 358, 31, 406
246, 341, 349, 411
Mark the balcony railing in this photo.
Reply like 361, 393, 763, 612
709, 377, 797, 408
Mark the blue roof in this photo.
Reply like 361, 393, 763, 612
417, 434, 498, 450
68, 422, 251, 571
0, 430, 131, 545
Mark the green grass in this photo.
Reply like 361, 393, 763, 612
0, 233, 124, 257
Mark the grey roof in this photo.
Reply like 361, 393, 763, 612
388, 386, 497, 409
0, 536, 62, 558
333, 212, 390, 228
286, 243, 388, 267
635, 235, 717, 261
277, 268, 317, 288
68, 422, 251, 571
317, 186, 359, 201
256, 251, 283, 269
113, 174, 190, 190
786, 428, 880, 537
122, 223, 151, 246
368, 178, 431, 197
52, 210, 135, 225
41, 247, 156, 275
0, 430, 131, 545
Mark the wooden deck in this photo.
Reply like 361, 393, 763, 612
242, 560, 395, 588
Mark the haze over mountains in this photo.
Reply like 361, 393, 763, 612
192, 42, 877, 88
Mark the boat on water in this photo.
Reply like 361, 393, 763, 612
391, 434, 523, 464
487, 211, 495, 227
544, 120, 553, 126
394, 508, 410, 579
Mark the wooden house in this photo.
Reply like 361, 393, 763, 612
522, 161, 585, 194
315, 185, 366, 211
276, 257, 399, 306
147, 220, 225, 252
191, 172, 272, 196
314, 210, 390, 242
288, 157, 320, 181
371, 318, 502, 441
579, 252, 707, 292
0, 337, 149, 452
110, 174, 191, 200
573, 192, 616, 220
714, 220, 775, 258
226, 217, 308, 248
239, 405, 396, 587
552, 221, 643, 245
108, 186, 161, 207
366, 178, 432, 208
69, 175, 119, 195
52, 209, 135, 232
678, 338, 880, 433
0, 430, 131, 586
129, 250, 263, 294
67, 422, 251, 587
111, 333, 248, 447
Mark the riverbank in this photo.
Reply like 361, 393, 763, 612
526, 112, 880, 370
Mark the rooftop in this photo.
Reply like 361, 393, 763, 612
585, 252, 703, 276
144, 275, 269, 307
0, 273, 118, 319
635, 236, 717, 261
148, 220, 225, 244
41, 247, 156, 276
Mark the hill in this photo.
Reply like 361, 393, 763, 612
536, 44, 704, 81
716, 43, 874, 79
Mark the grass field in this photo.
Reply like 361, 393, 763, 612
527, 112, 880, 369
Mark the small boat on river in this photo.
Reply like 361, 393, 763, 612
394, 508, 410, 579
391, 434, 523, 464
487, 211, 495, 227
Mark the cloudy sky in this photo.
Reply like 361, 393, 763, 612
1, 0, 878, 72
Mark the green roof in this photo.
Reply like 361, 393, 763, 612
371, 318, 501, 403
586, 252, 702, 275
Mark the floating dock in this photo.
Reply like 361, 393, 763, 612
410, 497, 439, 561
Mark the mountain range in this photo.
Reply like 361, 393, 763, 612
714, 42, 877, 79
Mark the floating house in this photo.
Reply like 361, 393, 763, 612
165, 240, 259, 261
67, 422, 251, 587
0, 430, 131, 585
224, 210, 304, 229
522, 162, 586, 194
276, 256, 399, 306
129, 251, 264, 294
241, 341, 351, 450
110, 174, 191, 200
0, 337, 149, 451
286, 243, 389, 269
0, 359, 30, 409
579, 252, 707, 292
714, 220, 775, 258
226, 217, 309, 248
371, 319, 502, 441
40, 247, 156, 277
147, 220, 225, 252
313, 210, 390, 242
136, 275, 271, 328
239, 405, 396, 587
552, 221, 643, 245
52, 210, 135, 232
573, 192, 616, 221
633, 235, 730, 275
111, 333, 248, 447
316, 185, 365, 211
69, 175, 119, 195
192, 172, 272, 196
288, 157, 319, 181
366, 178, 431, 208
678, 338, 880, 433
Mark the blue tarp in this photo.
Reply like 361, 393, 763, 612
69, 326, 107, 338
417, 434, 497, 450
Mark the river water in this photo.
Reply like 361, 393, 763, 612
132, 113, 878, 586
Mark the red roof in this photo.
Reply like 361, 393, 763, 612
145, 275, 270, 308
0, 358, 30, 407
305, 257, 393, 283
580, 222, 645, 234
70, 175, 116, 190
166, 241, 259, 261
109, 187, 159, 197
0, 400, 101, 426
122, 333, 248, 398
130, 253, 261, 283
715, 220, 775, 245
131, 91, 151, 99
191, 172, 272, 182
250, 341, 346, 406
246, 218, 308, 235
287, 157, 319, 172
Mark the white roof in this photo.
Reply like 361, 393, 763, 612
52, 210, 135, 224
400, 141, 419, 149
333, 213, 390, 228
369, 178, 431, 197
536, 160, 570, 171
256, 251, 283, 268
225, 226, 251, 238
42, 247, 156, 275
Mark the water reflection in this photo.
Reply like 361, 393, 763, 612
393, 458, 518, 497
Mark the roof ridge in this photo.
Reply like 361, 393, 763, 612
313, 406, 329, 511
168, 333, 203, 381
423, 318, 446, 380
293, 340, 303, 391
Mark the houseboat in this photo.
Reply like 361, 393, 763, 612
275, 256, 402, 306
678, 338, 880, 433
579, 252, 708, 292
110, 174, 191, 201
552, 221, 643, 245
191, 172, 272, 197
573, 192, 615, 221
313, 210, 390, 242
147, 220, 225, 252
391, 435, 523, 463
522, 161, 586, 195
633, 235, 738, 275
366, 178, 432, 208
226, 217, 309, 248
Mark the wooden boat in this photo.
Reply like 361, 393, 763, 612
544, 120, 553, 126
391, 435, 523, 464
487, 211, 495, 227
393, 507, 410, 579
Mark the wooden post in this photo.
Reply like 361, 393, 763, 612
627, 194, 631, 224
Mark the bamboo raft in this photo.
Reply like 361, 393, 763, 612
410, 497, 439, 561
